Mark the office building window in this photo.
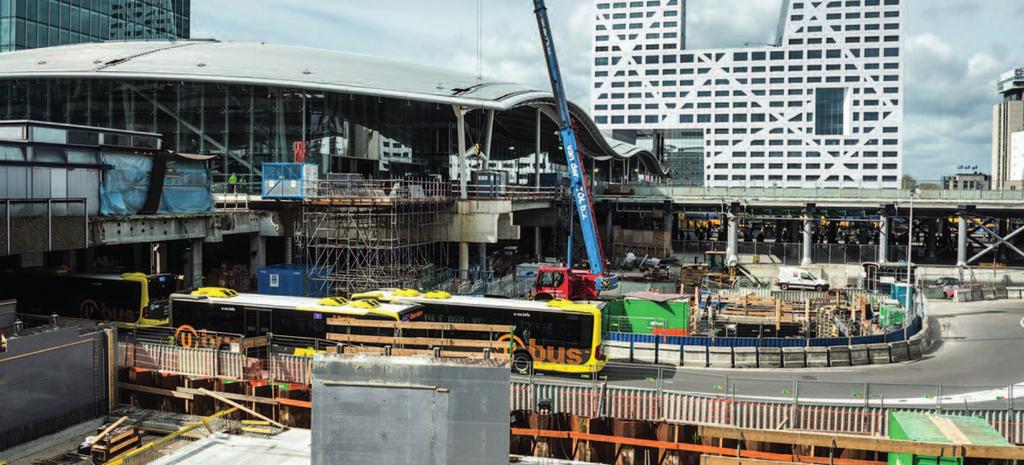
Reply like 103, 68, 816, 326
814, 88, 845, 135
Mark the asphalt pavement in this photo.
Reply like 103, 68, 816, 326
521, 299, 1024, 408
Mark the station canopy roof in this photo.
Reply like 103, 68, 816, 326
0, 40, 666, 175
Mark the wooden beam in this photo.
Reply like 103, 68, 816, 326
118, 382, 194, 400
703, 455, 819, 465
197, 388, 286, 429
88, 416, 128, 447
695, 425, 1024, 460
175, 387, 278, 405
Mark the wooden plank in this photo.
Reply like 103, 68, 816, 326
276, 397, 312, 409
88, 416, 128, 447
175, 387, 278, 405
240, 335, 269, 350
325, 333, 507, 349
695, 425, 1024, 460
197, 388, 287, 429
703, 455, 819, 465
326, 318, 511, 333
118, 382, 194, 400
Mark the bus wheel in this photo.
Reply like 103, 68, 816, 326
512, 351, 533, 374
533, 293, 553, 302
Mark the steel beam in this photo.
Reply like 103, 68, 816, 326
967, 222, 1024, 264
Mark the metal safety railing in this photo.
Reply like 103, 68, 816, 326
453, 182, 565, 201
511, 374, 1024, 444
613, 183, 1024, 203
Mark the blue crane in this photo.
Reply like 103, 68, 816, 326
531, 0, 617, 292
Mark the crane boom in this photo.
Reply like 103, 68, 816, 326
531, 0, 616, 291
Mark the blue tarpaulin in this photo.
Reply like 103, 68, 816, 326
99, 151, 214, 216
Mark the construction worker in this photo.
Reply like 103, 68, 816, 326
227, 173, 239, 193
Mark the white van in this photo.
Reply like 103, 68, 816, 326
776, 267, 830, 291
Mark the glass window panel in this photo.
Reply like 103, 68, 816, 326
814, 88, 845, 136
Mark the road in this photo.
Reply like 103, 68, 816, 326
522, 299, 1024, 408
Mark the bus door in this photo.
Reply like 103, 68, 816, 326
244, 307, 271, 337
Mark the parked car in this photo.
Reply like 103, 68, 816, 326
934, 277, 962, 299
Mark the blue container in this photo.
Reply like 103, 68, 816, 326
257, 264, 331, 297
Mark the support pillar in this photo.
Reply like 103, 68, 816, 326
283, 236, 293, 265
250, 234, 266, 275
726, 203, 739, 266
801, 204, 814, 267
534, 227, 543, 260
663, 201, 674, 255
878, 214, 890, 264
478, 243, 487, 275
454, 106, 468, 199
459, 242, 469, 280
957, 212, 968, 268
184, 238, 203, 291
925, 219, 937, 262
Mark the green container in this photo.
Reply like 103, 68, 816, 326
604, 298, 690, 335
888, 411, 1009, 465
878, 300, 905, 327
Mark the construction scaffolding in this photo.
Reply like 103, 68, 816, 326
297, 177, 453, 295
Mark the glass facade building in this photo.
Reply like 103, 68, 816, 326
0, 0, 190, 52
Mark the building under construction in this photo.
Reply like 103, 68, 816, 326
298, 177, 453, 295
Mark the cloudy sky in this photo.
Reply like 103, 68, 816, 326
192, 0, 1024, 181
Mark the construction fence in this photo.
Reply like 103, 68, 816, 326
510, 379, 1024, 445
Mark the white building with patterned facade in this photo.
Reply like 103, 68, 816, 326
591, 0, 905, 188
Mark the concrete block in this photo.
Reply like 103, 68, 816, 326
907, 338, 923, 359
867, 343, 891, 364
757, 347, 782, 368
889, 341, 910, 362
805, 347, 829, 368
708, 347, 733, 368
733, 347, 758, 368
782, 347, 806, 368
682, 345, 707, 367
847, 345, 868, 366
829, 346, 853, 367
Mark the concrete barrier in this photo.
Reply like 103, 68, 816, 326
733, 347, 757, 368
907, 338, 923, 359
782, 347, 806, 368
683, 345, 707, 367
889, 341, 910, 362
708, 347, 733, 368
805, 347, 829, 368
848, 345, 868, 366
867, 343, 891, 364
829, 346, 852, 367
757, 347, 782, 368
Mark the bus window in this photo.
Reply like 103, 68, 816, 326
244, 309, 271, 337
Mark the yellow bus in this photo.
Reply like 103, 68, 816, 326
359, 289, 607, 374
169, 287, 419, 340
0, 271, 176, 326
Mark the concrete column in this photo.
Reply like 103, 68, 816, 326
183, 238, 203, 291
801, 208, 814, 267
284, 236, 293, 264
663, 202, 674, 255
250, 234, 267, 275
726, 213, 739, 266
478, 243, 487, 275
454, 107, 468, 199
925, 219, 937, 262
459, 242, 469, 280
878, 215, 889, 263
957, 213, 968, 267
534, 227, 543, 260
483, 109, 494, 160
